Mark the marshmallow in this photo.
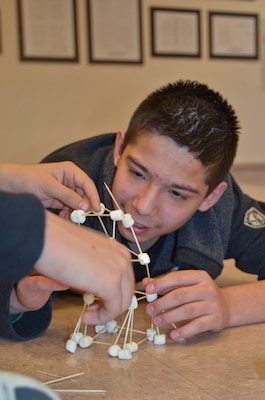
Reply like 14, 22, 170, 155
138, 253, 150, 265
66, 339, 77, 354
124, 342, 138, 353
95, 324, 107, 334
154, 334, 166, 345
93, 203, 105, 214
122, 213, 134, 228
118, 348, 132, 360
106, 320, 118, 334
108, 344, 121, 357
71, 332, 83, 344
146, 293, 158, 302
129, 295, 138, 310
70, 210, 86, 224
110, 209, 124, 221
146, 328, 156, 342
78, 336, 93, 348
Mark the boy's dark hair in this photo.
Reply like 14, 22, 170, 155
123, 80, 240, 192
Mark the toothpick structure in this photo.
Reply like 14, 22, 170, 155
66, 182, 166, 360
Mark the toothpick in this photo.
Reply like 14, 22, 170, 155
113, 309, 130, 345
97, 215, 110, 236
54, 389, 106, 394
104, 182, 121, 210
44, 372, 85, 385
135, 295, 147, 302
104, 182, 151, 280
123, 309, 133, 347
137, 336, 148, 345
71, 303, 87, 340
112, 219, 117, 238
135, 290, 146, 296
36, 371, 60, 378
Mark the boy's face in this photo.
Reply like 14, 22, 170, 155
112, 131, 226, 249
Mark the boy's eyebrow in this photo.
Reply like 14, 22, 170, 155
127, 155, 200, 194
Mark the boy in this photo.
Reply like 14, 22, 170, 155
43, 80, 265, 340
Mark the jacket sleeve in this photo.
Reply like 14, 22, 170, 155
0, 191, 45, 281
0, 191, 51, 341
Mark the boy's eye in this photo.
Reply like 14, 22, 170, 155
170, 190, 185, 200
130, 169, 144, 179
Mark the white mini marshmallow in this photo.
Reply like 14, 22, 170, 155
124, 342, 138, 353
66, 339, 77, 353
154, 334, 166, 345
146, 293, 158, 302
70, 210, 86, 224
95, 324, 107, 334
93, 203, 105, 214
78, 336, 93, 348
129, 295, 138, 310
106, 320, 118, 333
107, 344, 121, 357
146, 328, 156, 342
122, 213, 134, 228
118, 348, 132, 360
138, 253, 150, 265
110, 209, 124, 221
71, 332, 83, 344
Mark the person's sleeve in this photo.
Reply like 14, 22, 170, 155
0, 191, 45, 281
0, 280, 52, 341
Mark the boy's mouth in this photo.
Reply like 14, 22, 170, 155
128, 221, 150, 235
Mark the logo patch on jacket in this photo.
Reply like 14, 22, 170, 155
244, 207, 265, 229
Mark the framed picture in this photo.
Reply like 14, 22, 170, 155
0, 10, 2, 53
17, 0, 78, 62
87, 0, 143, 64
209, 12, 258, 59
151, 8, 201, 58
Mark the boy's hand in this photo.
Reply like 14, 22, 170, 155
10, 275, 69, 314
143, 270, 230, 340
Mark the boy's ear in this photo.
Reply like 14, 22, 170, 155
198, 181, 227, 212
114, 130, 126, 166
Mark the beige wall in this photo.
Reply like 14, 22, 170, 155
0, 0, 265, 164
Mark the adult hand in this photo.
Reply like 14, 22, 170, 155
143, 270, 230, 340
35, 211, 135, 325
10, 275, 68, 314
0, 161, 101, 214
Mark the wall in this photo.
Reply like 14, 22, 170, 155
0, 0, 265, 164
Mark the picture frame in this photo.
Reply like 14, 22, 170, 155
87, 0, 143, 64
17, 0, 78, 62
150, 8, 201, 58
0, 10, 2, 54
209, 12, 258, 59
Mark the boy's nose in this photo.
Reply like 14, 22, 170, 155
132, 186, 158, 217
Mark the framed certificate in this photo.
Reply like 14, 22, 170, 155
87, 0, 143, 64
17, 0, 78, 62
209, 12, 258, 59
151, 8, 201, 58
